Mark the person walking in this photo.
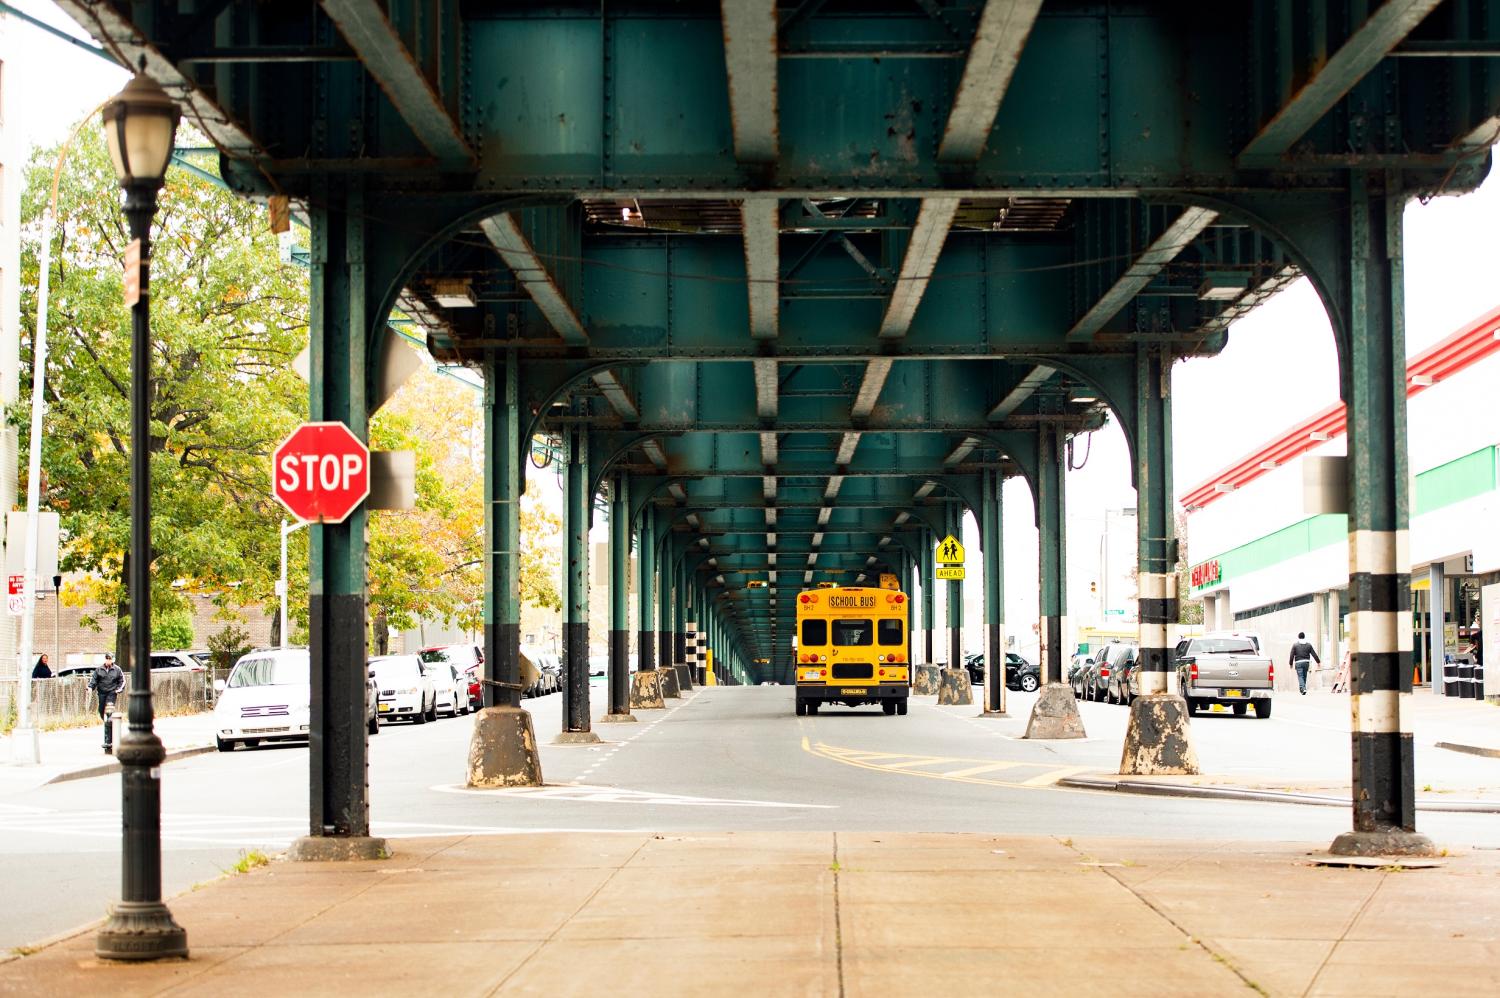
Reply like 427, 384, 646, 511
31, 654, 53, 680
1289, 632, 1320, 695
88, 653, 126, 747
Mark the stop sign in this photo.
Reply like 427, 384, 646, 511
272, 422, 371, 524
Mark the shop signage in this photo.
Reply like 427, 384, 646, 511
1189, 558, 1222, 591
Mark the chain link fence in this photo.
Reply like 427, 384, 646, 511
1, 671, 214, 730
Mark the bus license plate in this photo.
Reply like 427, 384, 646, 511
1223, 689, 1243, 698
840, 688, 864, 696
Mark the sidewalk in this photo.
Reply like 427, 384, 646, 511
934, 687, 1500, 808
0, 714, 220, 794
1, 830, 1497, 996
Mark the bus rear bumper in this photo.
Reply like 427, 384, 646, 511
797, 684, 909, 703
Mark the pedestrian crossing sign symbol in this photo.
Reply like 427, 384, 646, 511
935, 535, 964, 564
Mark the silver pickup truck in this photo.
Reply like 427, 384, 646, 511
1174, 633, 1274, 719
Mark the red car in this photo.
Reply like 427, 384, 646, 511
418, 645, 484, 712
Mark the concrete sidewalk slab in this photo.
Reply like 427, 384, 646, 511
0, 713, 220, 792
5, 831, 1500, 996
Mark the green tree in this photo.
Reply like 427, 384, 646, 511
18, 126, 308, 664
152, 609, 195, 650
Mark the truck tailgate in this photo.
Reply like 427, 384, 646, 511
1194, 654, 1272, 690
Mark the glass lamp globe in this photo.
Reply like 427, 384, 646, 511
102, 74, 181, 186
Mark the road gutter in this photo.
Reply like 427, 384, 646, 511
1059, 775, 1500, 813
45, 745, 218, 786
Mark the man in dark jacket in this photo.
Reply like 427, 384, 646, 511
88, 654, 125, 720
1289, 632, 1320, 695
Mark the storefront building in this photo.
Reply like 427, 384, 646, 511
1181, 306, 1500, 695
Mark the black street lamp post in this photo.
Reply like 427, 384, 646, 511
94, 73, 188, 962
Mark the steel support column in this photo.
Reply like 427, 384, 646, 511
484, 354, 522, 710
561, 421, 593, 737
982, 469, 1006, 715
658, 529, 673, 676
1133, 346, 1177, 697
1024, 424, 1085, 739
638, 507, 656, 673
1332, 173, 1432, 856
295, 182, 380, 858
467, 351, 542, 785
1119, 346, 1198, 772
946, 503, 963, 670
1037, 426, 1067, 686
921, 529, 936, 665
606, 474, 632, 718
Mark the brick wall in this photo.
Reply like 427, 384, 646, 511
22, 593, 275, 670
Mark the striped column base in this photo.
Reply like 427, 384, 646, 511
1119, 695, 1198, 775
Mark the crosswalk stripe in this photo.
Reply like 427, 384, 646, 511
1019, 765, 1094, 787
941, 761, 1023, 778
879, 756, 965, 770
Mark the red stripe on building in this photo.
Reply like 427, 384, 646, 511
1179, 303, 1500, 511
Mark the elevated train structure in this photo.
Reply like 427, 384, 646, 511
59, 0, 1500, 859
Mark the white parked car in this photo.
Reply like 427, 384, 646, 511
212, 649, 310, 751
421, 659, 469, 718
371, 654, 437, 724
151, 650, 210, 672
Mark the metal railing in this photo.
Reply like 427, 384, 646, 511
0, 671, 214, 729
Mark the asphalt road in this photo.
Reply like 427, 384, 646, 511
3, 683, 1497, 951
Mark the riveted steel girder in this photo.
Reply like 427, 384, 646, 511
319, 0, 474, 168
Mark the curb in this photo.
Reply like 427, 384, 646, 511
44, 745, 218, 786
1058, 776, 1500, 813
1435, 741, 1500, 760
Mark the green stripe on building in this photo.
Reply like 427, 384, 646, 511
1200, 444, 1497, 585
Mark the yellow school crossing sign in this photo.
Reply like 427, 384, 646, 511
935, 535, 965, 580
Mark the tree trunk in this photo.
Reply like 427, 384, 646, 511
372, 611, 389, 656
116, 553, 131, 672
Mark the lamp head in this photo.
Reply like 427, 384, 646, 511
101, 74, 180, 187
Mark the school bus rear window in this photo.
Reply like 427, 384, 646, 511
831, 619, 872, 646
878, 620, 903, 645
801, 619, 827, 645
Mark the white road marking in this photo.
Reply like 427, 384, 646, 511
430, 783, 834, 809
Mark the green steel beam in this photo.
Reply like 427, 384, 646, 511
319, 0, 475, 168
1066, 207, 1219, 343
1240, 1, 1446, 163
988, 364, 1055, 420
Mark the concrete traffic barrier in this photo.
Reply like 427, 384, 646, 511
659, 666, 682, 699
936, 668, 973, 705
675, 664, 694, 692
1119, 694, 1199, 774
1023, 684, 1087, 739
629, 670, 666, 709
913, 665, 941, 695
466, 705, 544, 788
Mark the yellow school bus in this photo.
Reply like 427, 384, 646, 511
794, 586, 910, 716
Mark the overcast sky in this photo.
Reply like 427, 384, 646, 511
10, 2, 1499, 653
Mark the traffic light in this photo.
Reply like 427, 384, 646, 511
1090, 581, 1098, 594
